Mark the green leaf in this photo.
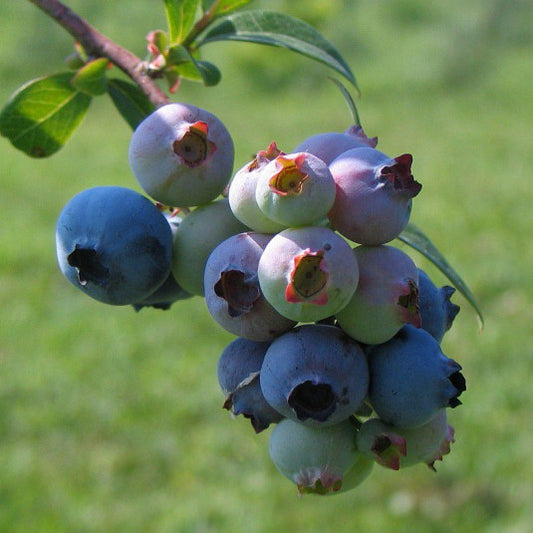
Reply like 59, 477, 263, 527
106, 78, 155, 130
174, 59, 221, 86
328, 77, 361, 126
166, 44, 194, 65
198, 10, 357, 87
71, 57, 109, 96
165, 0, 201, 44
0, 72, 91, 158
202, 0, 254, 17
397, 222, 484, 326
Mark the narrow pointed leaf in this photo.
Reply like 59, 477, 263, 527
198, 10, 357, 87
0, 72, 91, 158
107, 78, 155, 130
165, 0, 201, 44
398, 222, 484, 326
71, 57, 110, 96
202, 0, 254, 16
328, 77, 361, 126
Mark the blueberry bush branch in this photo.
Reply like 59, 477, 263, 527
28, 0, 170, 107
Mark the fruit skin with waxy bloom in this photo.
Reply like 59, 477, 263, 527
217, 337, 284, 433
356, 409, 455, 471
328, 146, 422, 245
172, 198, 249, 296
293, 125, 378, 165
55, 186, 173, 306
260, 324, 369, 427
128, 102, 235, 207
417, 268, 460, 342
257, 226, 359, 323
335, 244, 421, 345
228, 142, 288, 233
269, 417, 374, 495
366, 325, 466, 429
204, 231, 296, 341
254, 151, 336, 227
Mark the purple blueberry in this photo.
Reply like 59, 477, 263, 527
260, 324, 369, 427
356, 410, 455, 471
328, 147, 422, 245
293, 125, 378, 165
335, 244, 421, 345
257, 226, 359, 323
418, 268, 460, 342
128, 102, 234, 207
55, 186, 173, 305
366, 325, 466, 428
204, 232, 296, 340
269, 418, 373, 495
217, 337, 283, 433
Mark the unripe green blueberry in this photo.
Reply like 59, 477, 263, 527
255, 152, 336, 227
258, 226, 359, 323
228, 142, 288, 233
172, 198, 248, 296
269, 418, 373, 495
356, 410, 455, 471
129, 103, 234, 207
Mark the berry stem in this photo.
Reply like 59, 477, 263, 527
28, 0, 170, 107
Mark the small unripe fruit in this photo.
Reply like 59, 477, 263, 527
269, 418, 373, 495
204, 232, 296, 341
258, 226, 359, 323
228, 142, 287, 233
328, 147, 422, 244
172, 198, 248, 296
129, 103, 235, 207
255, 152, 336, 227
336, 244, 421, 345
356, 410, 455, 470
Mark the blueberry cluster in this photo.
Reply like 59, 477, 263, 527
55, 102, 465, 496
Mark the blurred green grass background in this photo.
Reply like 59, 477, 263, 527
1, 1, 532, 531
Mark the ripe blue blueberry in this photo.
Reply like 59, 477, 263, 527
56, 186, 173, 305
260, 324, 369, 427
367, 325, 466, 428
217, 337, 283, 433
417, 268, 460, 342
